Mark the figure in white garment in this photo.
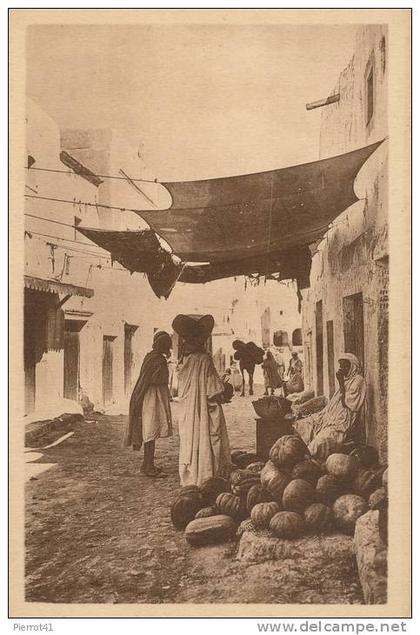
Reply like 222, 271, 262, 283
172, 314, 231, 486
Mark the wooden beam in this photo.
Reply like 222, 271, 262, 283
306, 94, 340, 110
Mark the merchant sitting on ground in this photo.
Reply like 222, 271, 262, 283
293, 353, 366, 460
123, 330, 173, 478
173, 314, 231, 487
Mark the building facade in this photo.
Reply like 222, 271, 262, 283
301, 26, 389, 459
24, 99, 162, 421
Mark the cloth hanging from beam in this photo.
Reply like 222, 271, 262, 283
75, 227, 184, 299
136, 140, 383, 263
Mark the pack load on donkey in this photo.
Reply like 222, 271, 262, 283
232, 340, 264, 396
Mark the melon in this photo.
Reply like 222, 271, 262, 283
291, 458, 324, 485
325, 453, 359, 482
216, 492, 246, 521
349, 445, 379, 468
315, 474, 345, 505
171, 490, 205, 530
251, 502, 281, 529
195, 505, 219, 519
184, 515, 237, 546
260, 460, 281, 488
352, 469, 383, 499
247, 461, 266, 473
246, 484, 272, 513
230, 469, 260, 498
269, 435, 308, 469
199, 476, 230, 505
282, 479, 315, 513
304, 503, 334, 533
266, 471, 292, 504
269, 511, 305, 539
333, 494, 368, 534
368, 487, 387, 511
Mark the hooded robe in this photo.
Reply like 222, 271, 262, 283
294, 353, 366, 458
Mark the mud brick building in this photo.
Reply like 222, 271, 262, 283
301, 26, 389, 459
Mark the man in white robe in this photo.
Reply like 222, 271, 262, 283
173, 314, 231, 486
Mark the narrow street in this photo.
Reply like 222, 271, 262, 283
25, 388, 363, 605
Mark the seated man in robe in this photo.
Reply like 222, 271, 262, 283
293, 353, 366, 460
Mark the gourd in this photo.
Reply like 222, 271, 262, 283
266, 471, 291, 504
184, 515, 237, 546
199, 476, 230, 505
269, 511, 305, 539
315, 474, 344, 505
269, 435, 308, 469
333, 494, 368, 534
251, 502, 281, 529
171, 490, 205, 530
304, 503, 334, 533
325, 453, 359, 482
195, 506, 219, 519
215, 492, 246, 521
246, 484, 272, 513
282, 479, 315, 513
291, 458, 324, 485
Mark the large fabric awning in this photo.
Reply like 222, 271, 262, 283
137, 140, 383, 263
76, 140, 383, 298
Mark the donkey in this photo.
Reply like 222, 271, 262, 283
232, 340, 264, 397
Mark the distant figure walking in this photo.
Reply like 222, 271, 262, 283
262, 350, 283, 395
232, 340, 264, 396
173, 314, 231, 486
123, 331, 173, 478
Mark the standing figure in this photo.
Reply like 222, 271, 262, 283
283, 351, 304, 396
293, 353, 366, 459
262, 350, 283, 396
173, 314, 231, 486
123, 331, 173, 478
288, 351, 303, 377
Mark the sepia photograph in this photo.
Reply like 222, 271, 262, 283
9, 8, 411, 618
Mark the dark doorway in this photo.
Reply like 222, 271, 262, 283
326, 320, 335, 399
63, 320, 85, 401
24, 289, 48, 414
292, 328, 302, 346
343, 292, 365, 371
124, 324, 138, 395
315, 300, 324, 395
102, 336, 116, 405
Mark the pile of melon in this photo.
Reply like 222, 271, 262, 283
170, 436, 388, 547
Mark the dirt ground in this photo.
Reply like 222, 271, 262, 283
25, 387, 363, 605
